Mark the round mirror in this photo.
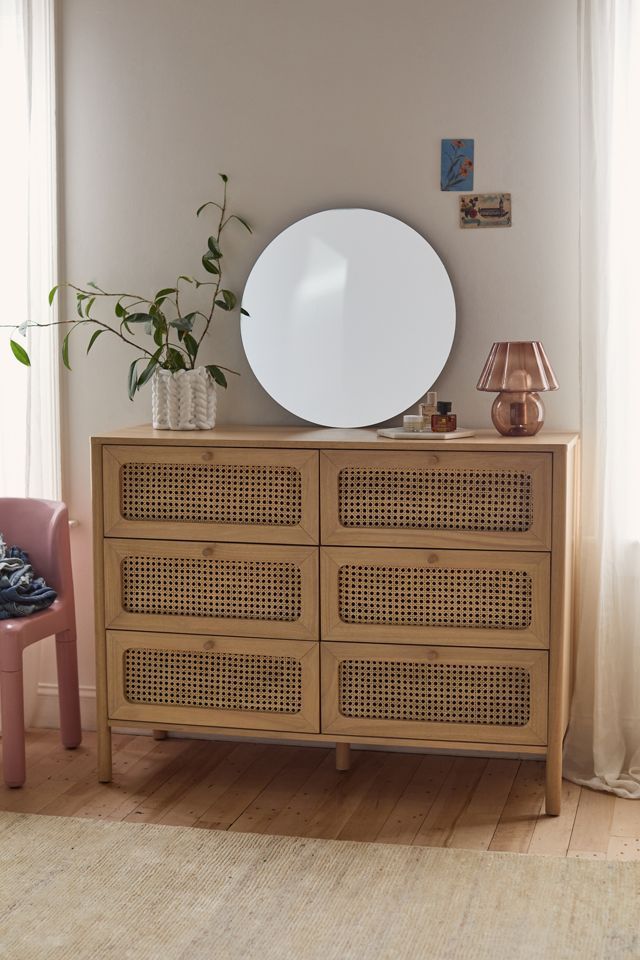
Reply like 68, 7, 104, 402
241, 208, 455, 428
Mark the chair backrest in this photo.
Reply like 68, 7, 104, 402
0, 498, 73, 601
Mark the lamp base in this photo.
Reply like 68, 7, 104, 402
491, 391, 545, 437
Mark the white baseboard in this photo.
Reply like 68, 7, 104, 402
33, 682, 97, 731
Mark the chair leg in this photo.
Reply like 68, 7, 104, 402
55, 629, 82, 749
1, 669, 26, 788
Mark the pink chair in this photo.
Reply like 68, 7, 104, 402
0, 499, 82, 787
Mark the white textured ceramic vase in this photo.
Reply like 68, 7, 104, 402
151, 366, 217, 430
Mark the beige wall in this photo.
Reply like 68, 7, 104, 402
39, 0, 579, 718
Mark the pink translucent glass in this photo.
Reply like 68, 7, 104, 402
476, 341, 559, 392
477, 341, 558, 436
491, 391, 545, 437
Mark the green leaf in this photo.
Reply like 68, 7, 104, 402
152, 315, 167, 347
137, 360, 158, 388
229, 214, 252, 233
86, 329, 104, 354
215, 299, 230, 311
178, 275, 195, 284
170, 312, 196, 332
202, 255, 220, 275
196, 201, 223, 217
240, 307, 250, 317
126, 313, 155, 324
10, 339, 30, 366
207, 237, 222, 259
127, 358, 142, 400
137, 348, 162, 389
206, 365, 227, 388
62, 332, 72, 370
48, 285, 59, 306
183, 332, 198, 360
219, 289, 237, 310
86, 281, 100, 290
85, 296, 96, 315
165, 347, 187, 372
115, 301, 125, 318
155, 287, 177, 299
76, 295, 86, 318
219, 173, 228, 183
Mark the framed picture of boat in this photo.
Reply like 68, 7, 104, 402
459, 193, 512, 228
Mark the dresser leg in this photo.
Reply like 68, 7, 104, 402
152, 729, 168, 740
97, 719, 113, 783
545, 748, 562, 816
336, 742, 351, 771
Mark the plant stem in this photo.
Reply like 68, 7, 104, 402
199, 179, 227, 349
3, 318, 157, 359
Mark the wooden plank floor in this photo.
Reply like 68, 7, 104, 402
1, 730, 638, 859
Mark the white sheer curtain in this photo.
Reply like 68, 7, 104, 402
0, 0, 60, 724
564, 0, 640, 797
0, 0, 59, 498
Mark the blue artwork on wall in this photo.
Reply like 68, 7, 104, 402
440, 139, 474, 191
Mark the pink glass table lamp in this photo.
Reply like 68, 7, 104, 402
476, 341, 558, 436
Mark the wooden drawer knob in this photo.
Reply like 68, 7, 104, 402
203, 639, 216, 651
202, 546, 215, 558
201, 451, 214, 461
427, 553, 439, 564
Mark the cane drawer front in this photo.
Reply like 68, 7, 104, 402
321, 642, 547, 745
321, 547, 550, 648
104, 539, 318, 640
103, 445, 319, 544
107, 632, 320, 733
321, 451, 552, 550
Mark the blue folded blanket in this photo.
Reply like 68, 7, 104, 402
0, 533, 57, 620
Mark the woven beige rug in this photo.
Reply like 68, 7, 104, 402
0, 811, 638, 960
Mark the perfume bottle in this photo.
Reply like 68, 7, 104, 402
419, 391, 438, 423
431, 401, 457, 433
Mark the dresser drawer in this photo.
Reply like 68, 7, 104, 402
321, 451, 552, 550
321, 547, 550, 648
103, 445, 319, 544
104, 539, 318, 640
107, 631, 319, 733
321, 641, 547, 745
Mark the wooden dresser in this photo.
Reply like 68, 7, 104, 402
91, 425, 579, 815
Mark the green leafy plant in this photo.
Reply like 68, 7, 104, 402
6, 174, 251, 400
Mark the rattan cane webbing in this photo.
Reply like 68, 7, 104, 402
121, 556, 302, 622
338, 467, 533, 532
123, 647, 302, 713
120, 462, 302, 526
339, 659, 531, 726
338, 565, 533, 630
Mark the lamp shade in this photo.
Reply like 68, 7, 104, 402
476, 341, 559, 393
